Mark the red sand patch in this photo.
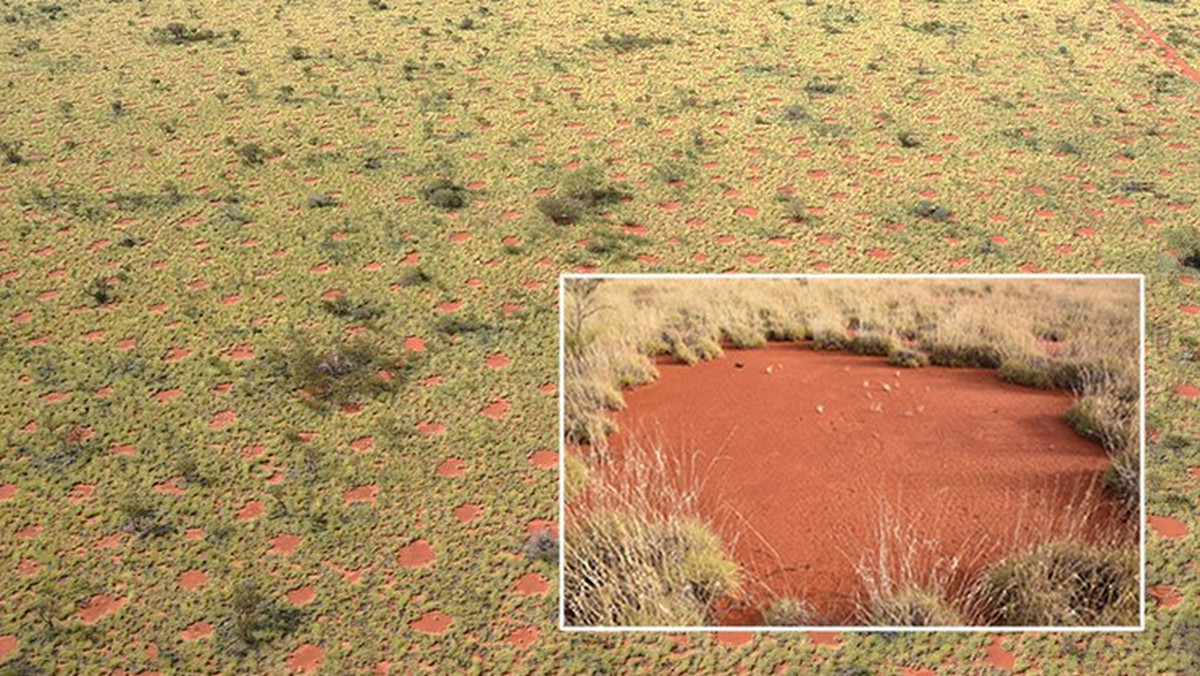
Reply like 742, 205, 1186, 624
180, 621, 214, 641
453, 503, 483, 523
436, 458, 465, 477
237, 500, 266, 521
1175, 384, 1200, 398
481, 398, 511, 420
529, 449, 558, 469
269, 533, 303, 555
1149, 584, 1183, 609
485, 353, 511, 369
178, 569, 209, 590
410, 610, 453, 634
983, 636, 1015, 670
398, 540, 436, 568
504, 625, 540, 650
287, 585, 316, 606
0, 635, 17, 661
514, 572, 549, 596
287, 644, 325, 673
1149, 515, 1189, 540
344, 484, 379, 504
76, 594, 127, 624
0, 484, 18, 501
602, 344, 1122, 622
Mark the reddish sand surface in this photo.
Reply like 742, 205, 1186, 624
603, 343, 1123, 624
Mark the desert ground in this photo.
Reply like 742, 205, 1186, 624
563, 277, 1140, 628
0, 0, 1198, 673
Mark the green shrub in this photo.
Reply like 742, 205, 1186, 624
867, 587, 962, 627
887, 347, 929, 368
848, 332, 896, 356
151, 22, 219, 45
927, 342, 1004, 368
421, 179, 469, 210
977, 542, 1138, 626
997, 356, 1060, 389
760, 308, 805, 341
278, 337, 401, 408
1167, 226, 1200, 269
227, 580, 303, 650
537, 167, 630, 224
811, 329, 848, 351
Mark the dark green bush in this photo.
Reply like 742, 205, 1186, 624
927, 343, 1004, 368
421, 179, 469, 210
848, 332, 896, 356
887, 347, 930, 368
811, 329, 848, 351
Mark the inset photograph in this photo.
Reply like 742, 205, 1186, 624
560, 275, 1143, 630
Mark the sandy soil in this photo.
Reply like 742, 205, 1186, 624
604, 343, 1122, 624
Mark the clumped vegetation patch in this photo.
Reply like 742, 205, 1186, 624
590, 32, 673, 53
977, 542, 1138, 626
811, 328, 849, 351
887, 347, 930, 368
151, 22, 220, 45
273, 336, 402, 409
537, 166, 631, 224
925, 342, 1004, 368
420, 179, 469, 210
866, 587, 964, 627
847, 332, 895, 356
224, 580, 304, 653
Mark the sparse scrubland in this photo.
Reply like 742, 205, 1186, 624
563, 277, 1141, 627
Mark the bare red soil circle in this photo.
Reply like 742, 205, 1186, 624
602, 343, 1124, 624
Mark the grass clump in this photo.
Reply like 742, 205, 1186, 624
1065, 395, 1135, 452
151, 22, 219, 45
226, 580, 303, 652
564, 511, 738, 626
591, 33, 673, 53
867, 587, 963, 627
997, 356, 1061, 389
537, 166, 630, 225
565, 453, 589, 501
421, 179, 469, 210
1167, 226, 1200, 269
277, 337, 401, 408
887, 347, 929, 368
764, 597, 812, 626
847, 332, 896, 356
926, 342, 1004, 368
811, 329, 848, 351
1104, 448, 1139, 512
977, 542, 1138, 626
721, 322, 766, 349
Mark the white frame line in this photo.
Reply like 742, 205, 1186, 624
556, 272, 1147, 634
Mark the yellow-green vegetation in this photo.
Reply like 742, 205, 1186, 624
0, 0, 1193, 669
866, 587, 965, 628
563, 442, 740, 627
977, 541, 1140, 627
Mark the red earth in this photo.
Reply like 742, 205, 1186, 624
600, 343, 1126, 624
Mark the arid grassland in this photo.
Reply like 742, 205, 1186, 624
563, 277, 1141, 628
0, 0, 1199, 672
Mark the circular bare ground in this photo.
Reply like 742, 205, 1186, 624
602, 343, 1125, 624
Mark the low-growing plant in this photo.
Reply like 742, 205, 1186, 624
867, 587, 963, 627
420, 179, 469, 210
321, 296, 386, 322
565, 453, 589, 501
811, 329, 848, 351
151, 22, 219, 45
523, 529, 559, 563
276, 336, 402, 408
976, 541, 1137, 626
848, 332, 895, 356
306, 193, 338, 209
1104, 447, 1139, 512
226, 580, 304, 651
764, 597, 812, 626
1065, 394, 1135, 452
537, 166, 630, 225
887, 347, 930, 368
926, 342, 1004, 368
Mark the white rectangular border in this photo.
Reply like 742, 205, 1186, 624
557, 272, 1146, 633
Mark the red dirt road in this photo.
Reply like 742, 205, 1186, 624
606, 344, 1122, 624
